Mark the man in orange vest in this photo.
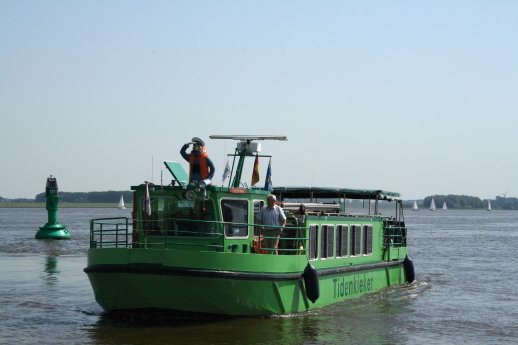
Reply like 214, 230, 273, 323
180, 137, 215, 183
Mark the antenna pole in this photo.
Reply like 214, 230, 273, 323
231, 147, 248, 187
209, 135, 288, 188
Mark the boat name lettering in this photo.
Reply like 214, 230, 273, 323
332, 274, 374, 298
229, 187, 247, 194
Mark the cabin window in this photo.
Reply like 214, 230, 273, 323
221, 199, 249, 238
363, 225, 373, 255
253, 200, 264, 235
350, 225, 362, 256
309, 225, 318, 260
337, 225, 348, 257
167, 198, 216, 236
320, 225, 334, 259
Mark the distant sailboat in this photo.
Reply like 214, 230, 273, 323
118, 195, 126, 210
487, 200, 492, 211
430, 198, 436, 211
442, 202, 447, 211
412, 200, 419, 211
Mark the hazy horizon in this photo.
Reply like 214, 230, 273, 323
1, 185, 510, 202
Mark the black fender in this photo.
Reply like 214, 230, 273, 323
303, 262, 320, 303
403, 256, 415, 284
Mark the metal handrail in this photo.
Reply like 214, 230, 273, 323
89, 216, 309, 254
382, 221, 407, 248
90, 217, 130, 248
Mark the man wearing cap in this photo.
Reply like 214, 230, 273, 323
257, 194, 287, 255
180, 137, 215, 183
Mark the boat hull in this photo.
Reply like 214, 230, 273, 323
85, 248, 408, 316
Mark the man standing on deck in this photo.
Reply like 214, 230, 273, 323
257, 194, 287, 255
180, 137, 215, 184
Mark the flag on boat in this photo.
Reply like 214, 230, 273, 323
222, 159, 230, 185
143, 182, 151, 216
264, 158, 272, 191
251, 153, 260, 186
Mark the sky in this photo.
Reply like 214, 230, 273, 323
1, 0, 517, 201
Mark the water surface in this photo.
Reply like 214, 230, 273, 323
1, 208, 517, 344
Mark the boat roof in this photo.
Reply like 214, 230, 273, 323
272, 186, 401, 201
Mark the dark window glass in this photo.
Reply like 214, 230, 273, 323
309, 225, 318, 260
355, 226, 362, 255
320, 226, 327, 258
337, 225, 348, 257
221, 199, 248, 237
253, 200, 264, 235
363, 225, 373, 255
326, 226, 334, 258
320, 225, 335, 259
350, 225, 361, 256
163, 198, 216, 236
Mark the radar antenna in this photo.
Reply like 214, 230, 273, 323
209, 135, 287, 141
209, 135, 288, 188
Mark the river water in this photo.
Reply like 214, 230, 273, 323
1, 207, 517, 344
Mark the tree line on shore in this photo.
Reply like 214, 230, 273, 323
0, 191, 133, 204
2, 192, 518, 210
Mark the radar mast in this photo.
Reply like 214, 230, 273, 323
209, 135, 288, 188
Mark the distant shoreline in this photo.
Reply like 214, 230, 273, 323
0, 202, 133, 208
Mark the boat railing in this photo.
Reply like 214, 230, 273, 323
90, 217, 130, 249
141, 217, 224, 237
140, 218, 308, 255
254, 223, 309, 255
140, 218, 225, 250
382, 219, 407, 248
89, 216, 309, 254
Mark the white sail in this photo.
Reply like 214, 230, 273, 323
118, 195, 126, 210
487, 200, 492, 211
442, 202, 447, 211
430, 198, 436, 211
412, 200, 418, 211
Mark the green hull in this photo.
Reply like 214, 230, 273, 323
85, 247, 409, 316
84, 138, 414, 316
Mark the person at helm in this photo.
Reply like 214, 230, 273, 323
180, 137, 215, 183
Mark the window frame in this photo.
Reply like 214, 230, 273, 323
363, 224, 373, 256
350, 224, 362, 257
221, 197, 250, 239
253, 199, 265, 236
336, 224, 349, 257
320, 224, 335, 260
309, 224, 318, 261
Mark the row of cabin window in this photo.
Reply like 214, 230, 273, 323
144, 197, 261, 237
309, 224, 373, 260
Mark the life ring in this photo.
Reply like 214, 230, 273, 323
252, 235, 266, 254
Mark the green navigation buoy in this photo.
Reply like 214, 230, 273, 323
36, 176, 70, 240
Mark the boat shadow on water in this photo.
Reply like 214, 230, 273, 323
95, 308, 238, 328
88, 309, 316, 344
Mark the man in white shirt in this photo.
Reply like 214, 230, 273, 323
257, 194, 287, 254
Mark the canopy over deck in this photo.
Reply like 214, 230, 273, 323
273, 187, 401, 201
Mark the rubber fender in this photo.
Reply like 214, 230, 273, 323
303, 262, 320, 303
403, 256, 415, 284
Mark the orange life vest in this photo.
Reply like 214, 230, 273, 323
188, 147, 209, 180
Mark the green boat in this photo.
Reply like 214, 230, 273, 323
84, 135, 414, 316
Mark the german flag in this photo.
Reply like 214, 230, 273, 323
251, 154, 259, 186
